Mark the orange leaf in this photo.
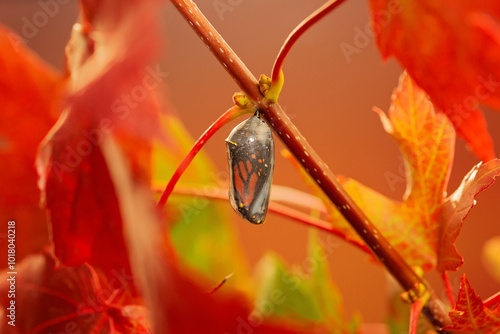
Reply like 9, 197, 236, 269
291, 72, 500, 272
335, 72, 454, 270
438, 159, 500, 271
444, 274, 500, 333
369, 0, 500, 161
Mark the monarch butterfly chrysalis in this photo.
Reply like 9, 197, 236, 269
226, 111, 275, 224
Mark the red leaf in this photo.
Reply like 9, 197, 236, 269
444, 275, 500, 333
369, 0, 500, 161
0, 252, 149, 333
35, 0, 165, 277
0, 25, 62, 267
438, 159, 500, 271
38, 141, 131, 273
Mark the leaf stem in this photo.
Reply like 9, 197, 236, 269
483, 290, 500, 310
409, 298, 424, 334
170, 0, 451, 329
271, 0, 348, 83
441, 271, 456, 308
164, 185, 372, 255
157, 105, 251, 209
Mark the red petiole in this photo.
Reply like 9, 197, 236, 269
441, 271, 456, 308
271, 0, 347, 83
484, 290, 500, 310
157, 105, 251, 209
164, 185, 372, 255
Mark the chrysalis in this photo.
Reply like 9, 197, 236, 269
225, 112, 274, 224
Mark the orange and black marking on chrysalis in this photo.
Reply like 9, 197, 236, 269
226, 111, 274, 224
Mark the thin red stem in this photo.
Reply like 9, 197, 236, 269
270, 201, 371, 254
409, 298, 424, 334
157, 106, 250, 209
271, 0, 347, 83
441, 271, 456, 308
484, 290, 500, 310
166, 185, 372, 255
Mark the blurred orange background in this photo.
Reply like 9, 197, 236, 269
1, 0, 499, 325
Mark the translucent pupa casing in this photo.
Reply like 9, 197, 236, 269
225, 113, 274, 224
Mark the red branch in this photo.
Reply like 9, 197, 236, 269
170, 0, 451, 329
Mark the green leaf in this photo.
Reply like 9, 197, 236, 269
253, 229, 359, 333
